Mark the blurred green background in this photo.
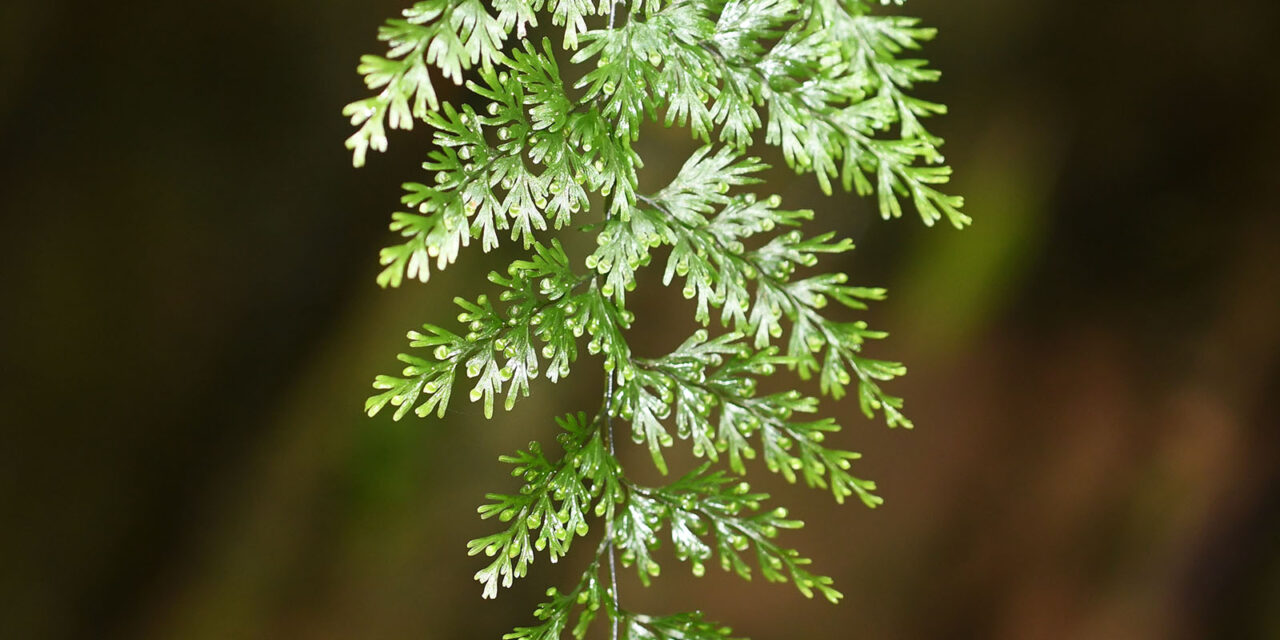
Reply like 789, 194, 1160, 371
2, 1, 1278, 638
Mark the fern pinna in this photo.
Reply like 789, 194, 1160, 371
347, 0, 965, 637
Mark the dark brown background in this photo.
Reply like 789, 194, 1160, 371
2, 1, 1278, 638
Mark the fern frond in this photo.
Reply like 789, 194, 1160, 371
348, 0, 964, 634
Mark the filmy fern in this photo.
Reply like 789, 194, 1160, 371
349, 0, 965, 637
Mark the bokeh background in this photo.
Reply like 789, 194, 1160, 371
2, 0, 1277, 638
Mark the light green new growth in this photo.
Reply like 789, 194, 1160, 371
349, 0, 964, 636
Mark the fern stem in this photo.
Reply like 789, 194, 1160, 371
604, 374, 621, 640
